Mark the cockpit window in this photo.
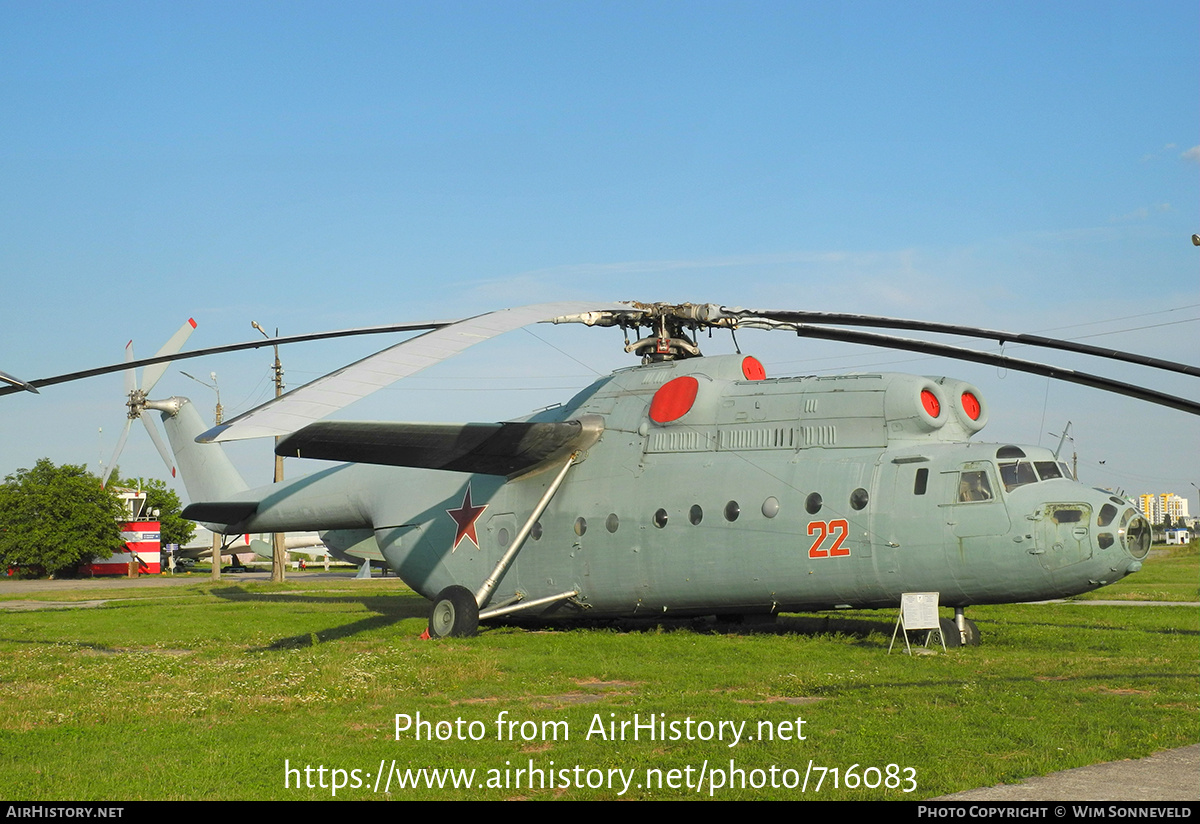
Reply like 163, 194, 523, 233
998, 461, 1037, 492
1034, 461, 1063, 481
996, 445, 1026, 459
957, 470, 994, 502
1098, 504, 1118, 527
1059, 462, 1073, 479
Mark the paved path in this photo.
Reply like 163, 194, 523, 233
0, 569, 351, 596
937, 744, 1199, 801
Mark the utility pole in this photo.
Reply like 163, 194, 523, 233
253, 321, 287, 583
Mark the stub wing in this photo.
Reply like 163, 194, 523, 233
275, 416, 603, 477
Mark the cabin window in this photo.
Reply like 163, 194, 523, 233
574, 517, 587, 536
606, 513, 620, 533
724, 501, 740, 522
689, 505, 703, 525
761, 497, 780, 518
531, 521, 543, 541
498, 528, 511, 547
913, 468, 928, 495
805, 493, 823, 515
1052, 508, 1082, 524
998, 461, 1037, 492
850, 488, 869, 510
957, 470, 994, 502
653, 508, 668, 528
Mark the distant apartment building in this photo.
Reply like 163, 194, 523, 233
1137, 493, 1191, 525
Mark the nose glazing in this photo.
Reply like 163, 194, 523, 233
1116, 509, 1151, 560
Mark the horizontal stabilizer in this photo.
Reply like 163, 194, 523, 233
276, 417, 603, 476
181, 501, 260, 525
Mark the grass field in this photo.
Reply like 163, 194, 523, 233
1, 547, 1196, 800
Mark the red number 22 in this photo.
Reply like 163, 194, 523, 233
808, 519, 849, 558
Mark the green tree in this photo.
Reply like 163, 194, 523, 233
0, 459, 126, 576
115, 475, 195, 547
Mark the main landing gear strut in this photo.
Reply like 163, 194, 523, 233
426, 452, 580, 638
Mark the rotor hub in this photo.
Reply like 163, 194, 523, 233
551, 302, 737, 361
126, 388, 147, 419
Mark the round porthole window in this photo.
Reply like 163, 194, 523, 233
653, 508, 668, 528
606, 513, 620, 533
805, 493, 823, 515
850, 488, 869, 510
689, 505, 703, 525
724, 501, 740, 522
761, 497, 780, 518
574, 517, 587, 536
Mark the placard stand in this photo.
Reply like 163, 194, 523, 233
888, 592, 946, 654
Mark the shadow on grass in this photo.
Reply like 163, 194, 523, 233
492, 607, 1199, 643
195, 586, 1200, 651
494, 612, 900, 640
209, 585, 430, 650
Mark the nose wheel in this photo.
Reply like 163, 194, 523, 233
428, 585, 480, 638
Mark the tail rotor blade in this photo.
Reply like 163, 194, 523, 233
142, 318, 197, 393
101, 418, 133, 488
141, 416, 177, 478
123, 341, 136, 396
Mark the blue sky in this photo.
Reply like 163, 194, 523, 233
1, 1, 1196, 508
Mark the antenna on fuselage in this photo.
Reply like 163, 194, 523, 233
1050, 421, 1072, 460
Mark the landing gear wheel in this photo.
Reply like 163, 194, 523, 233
428, 586, 479, 638
938, 617, 980, 648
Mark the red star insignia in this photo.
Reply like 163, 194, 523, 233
446, 485, 488, 550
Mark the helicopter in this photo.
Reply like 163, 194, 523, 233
6, 301, 1193, 645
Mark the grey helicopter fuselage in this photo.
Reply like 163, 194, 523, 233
166, 351, 1150, 620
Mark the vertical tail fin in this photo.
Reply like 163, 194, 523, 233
154, 397, 249, 503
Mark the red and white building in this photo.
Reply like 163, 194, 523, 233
84, 488, 161, 576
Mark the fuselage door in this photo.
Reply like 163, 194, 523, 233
1030, 503, 1094, 570
942, 461, 1011, 542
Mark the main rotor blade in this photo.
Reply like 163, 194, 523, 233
142, 318, 198, 393
729, 308, 1200, 377
201, 302, 628, 442
0, 319, 458, 397
0, 369, 38, 393
788, 324, 1200, 416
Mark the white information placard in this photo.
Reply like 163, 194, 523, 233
888, 592, 945, 654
